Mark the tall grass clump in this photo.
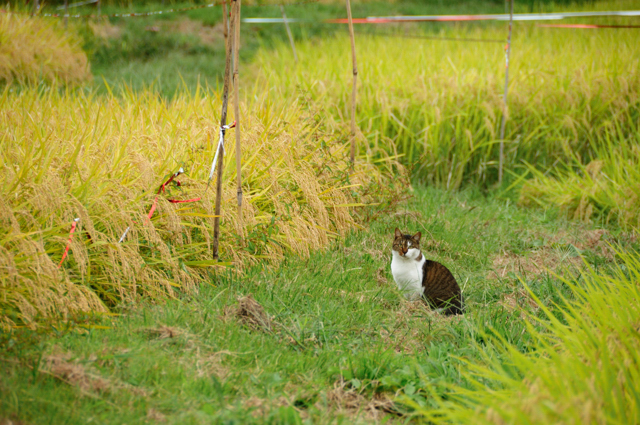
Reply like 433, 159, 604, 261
520, 119, 640, 229
410, 248, 640, 424
251, 3, 639, 188
0, 85, 404, 328
0, 10, 90, 85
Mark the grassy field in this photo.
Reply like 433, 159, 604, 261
3, 185, 636, 424
2, 0, 640, 423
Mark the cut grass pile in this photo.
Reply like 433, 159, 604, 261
0, 85, 403, 328
0, 9, 91, 85
2, 186, 634, 424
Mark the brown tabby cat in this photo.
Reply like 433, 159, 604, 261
390, 228, 464, 315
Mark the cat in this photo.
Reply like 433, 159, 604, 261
390, 228, 464, 315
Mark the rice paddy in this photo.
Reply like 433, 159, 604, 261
1, 0, 639, 423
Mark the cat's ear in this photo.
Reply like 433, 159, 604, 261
394, 228, 402, 238
413, 232, 422, 243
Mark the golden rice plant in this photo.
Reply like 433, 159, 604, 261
0, 9, 91, 85
520, 121, 640, 229
249, 1, 640, 188
0, 85, 404, 329
408, 247, 640, 424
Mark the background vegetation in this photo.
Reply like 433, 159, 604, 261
0, 9, 90, 84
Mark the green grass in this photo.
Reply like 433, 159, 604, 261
1, 185, 633, 424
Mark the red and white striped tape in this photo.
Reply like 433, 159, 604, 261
326, 10, 640, 24
537, 23, 640, 28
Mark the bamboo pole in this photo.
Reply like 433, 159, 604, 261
213, 0, 236, 260
222, 0, 229, 43
498, 0, 513, 184
345, 0, 358, 163
280, 5, 298, 63
233, 0, 243, 219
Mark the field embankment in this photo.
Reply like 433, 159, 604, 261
0, 86, 403, 328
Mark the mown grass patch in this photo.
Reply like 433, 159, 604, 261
0, 186, 631, 424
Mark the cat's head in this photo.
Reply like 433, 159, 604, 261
392, 228, 421, 258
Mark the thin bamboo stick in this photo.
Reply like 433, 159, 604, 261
345, 0, 358, 163
222, 0, 229, 44
280, 5, 298, 62
233, 0, 243, 219
498, 0, 514, 184
213, 0, 236, 260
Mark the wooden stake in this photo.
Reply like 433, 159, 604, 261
345, 0, 358, 163
498, 0, 513, 184
213, 0, 236, 260
222, 0, 229, 43
280, 5, 298, 63
233, 0, 243, 219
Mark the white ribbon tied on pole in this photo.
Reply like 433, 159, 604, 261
209, 125, 231, 182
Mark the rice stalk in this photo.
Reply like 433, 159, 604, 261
0, 10, 90, 85
0, 85, 405, 328
408, 247, 640, 424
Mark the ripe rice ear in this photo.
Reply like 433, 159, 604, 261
0, 86, 404, 328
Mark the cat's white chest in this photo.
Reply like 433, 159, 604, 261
391, 250, 425, 301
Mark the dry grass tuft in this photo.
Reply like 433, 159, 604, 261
489, 250, 582, 280
44, 354, 110, 394
146, 409, 167, 423
233, 295, 272, 332
0, 11, 90, 85
0, 417, 28, 425
243, 396, 291, 418
375, 267, 388, 285
322, 382, 396, 421
144, 325, 183, 339
501, 289, 539, 321
489, 227, 613, 280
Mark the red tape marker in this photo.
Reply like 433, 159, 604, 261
58, 218, 80, 269
145, 167, 204, 222
169, 197, 202, 204
537, 24, 640, 28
